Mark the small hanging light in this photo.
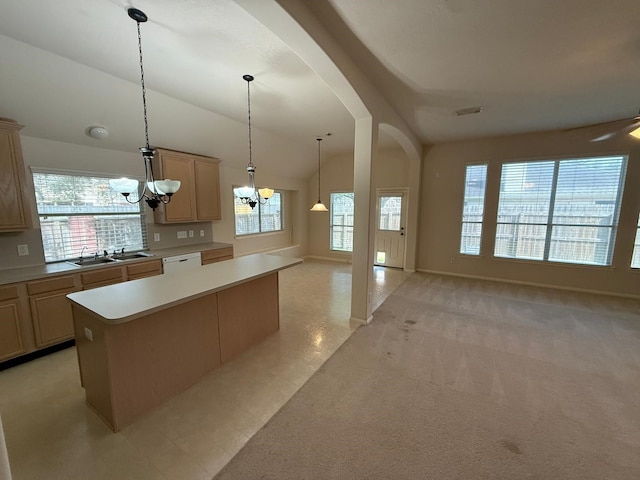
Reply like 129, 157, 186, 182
310, 137, 328, 212
234, 74, 273, 209
109, 7, 180, 210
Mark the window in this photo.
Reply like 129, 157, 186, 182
234, 192, 283, 236
460, 164, 488, 255
330, 192, 354, 251
632, 214, 640, 269
32, 170, 147, 263
494, 156, 626, 266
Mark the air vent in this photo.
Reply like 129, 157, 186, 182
455, 106, 483, 116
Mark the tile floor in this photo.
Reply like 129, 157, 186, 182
0, 259, 409, 480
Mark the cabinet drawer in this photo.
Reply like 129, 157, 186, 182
201, 247, 233, 265
27, 275, 76, 295
0, 284, 19, 301
127, 259, 163, 278
81, 266, 124, 288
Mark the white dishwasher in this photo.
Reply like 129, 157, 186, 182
162, 252, 202, 273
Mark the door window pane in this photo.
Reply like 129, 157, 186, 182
378, 195, 402, 231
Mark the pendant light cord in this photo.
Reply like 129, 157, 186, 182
317, 138, 322, 201
247, 78, 253, 168
136, 20, 150, 151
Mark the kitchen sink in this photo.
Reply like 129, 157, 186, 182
68, 252, 154, 267
115, 252, 155, 261
68, 257, 118, 267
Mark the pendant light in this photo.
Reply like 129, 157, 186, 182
233, 74, 273, 209
310, 137, 329, 212
109, 7, 180, 211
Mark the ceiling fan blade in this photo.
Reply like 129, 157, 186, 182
590, 117, 640, 141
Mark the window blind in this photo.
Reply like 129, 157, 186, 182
32, 171, 147, 262
460, 164, 488, 255
494, 156, 626, 265
234, 191, 283, 236
330, 192, 354, 252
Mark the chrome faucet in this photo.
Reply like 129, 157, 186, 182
80, 245, 88, 259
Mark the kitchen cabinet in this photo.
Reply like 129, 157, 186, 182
201, 246, 234, 265
152, 148, 221, 223
0, 251, 224, 366
0, 118, 29, 231
27, 275, 79, 348
126, 259, 163, 280
0, 284, 26, 361
81, 265, 125, 290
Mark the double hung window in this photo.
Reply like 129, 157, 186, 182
330, 192, 354, 252
632, 214, 640, 269
234, 192, 283, 236
32, 170, 147, 263
494, 156, 626, 266
460, 164, 488, 255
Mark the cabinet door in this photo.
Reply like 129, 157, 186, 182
0, 121, 28, 231
0, 299, 25, 361
194, 159, 221, 221
30, 288, 78, 347
127, 259, 163, 280
201, 247, 233, 265
158, 153, 195, 223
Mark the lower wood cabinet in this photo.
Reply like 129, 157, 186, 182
201, 247, 233, 265
27, 275, 79, 348
127, 259, 163, 280
0, 250, 221, 364
81, 266, 125, 290
0, 284, 26, 361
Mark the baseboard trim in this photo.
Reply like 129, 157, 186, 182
416, 268, 640, 300
0, 339, 75, 371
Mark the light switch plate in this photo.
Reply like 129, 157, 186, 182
17, 244, 29, 256
177, 231, 187, 239
154, 233, 160, 242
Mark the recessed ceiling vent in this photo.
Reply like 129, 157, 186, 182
455, 106, 483, 116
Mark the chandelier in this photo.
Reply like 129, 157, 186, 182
233, 74, 273, 209
109, 7, 180, 210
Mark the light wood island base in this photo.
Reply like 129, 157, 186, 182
68, 254, 300, 432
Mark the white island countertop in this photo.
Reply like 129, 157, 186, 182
67, 254, 302, 324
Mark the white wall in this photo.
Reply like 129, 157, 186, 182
0, 135, 309, 269
307, 146, 410, 261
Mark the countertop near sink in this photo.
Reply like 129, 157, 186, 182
0, 242, 233, 286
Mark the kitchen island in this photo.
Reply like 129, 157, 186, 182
67, 254, 302, 432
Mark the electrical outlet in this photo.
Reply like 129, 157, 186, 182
200, 230, 205, 237
189, 230, 194, 238
84, 327, 93, 342
17, 244, 29, 256
177, 231, 187, 239
153, 233, 160, 242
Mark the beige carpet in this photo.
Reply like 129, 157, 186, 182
214, 273, 640, 479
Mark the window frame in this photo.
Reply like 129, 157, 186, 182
632, 213, 640, 269
31, 168, 148, 263
459, 163, 488, 256
233, 189, 284, 237
493, 155, 627, 267
330, 191, 354, 252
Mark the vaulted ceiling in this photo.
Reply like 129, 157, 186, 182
1, 0, 638, 178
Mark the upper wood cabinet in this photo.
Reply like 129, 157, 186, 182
152, 148, 221, 223
0, 118, 29, 231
